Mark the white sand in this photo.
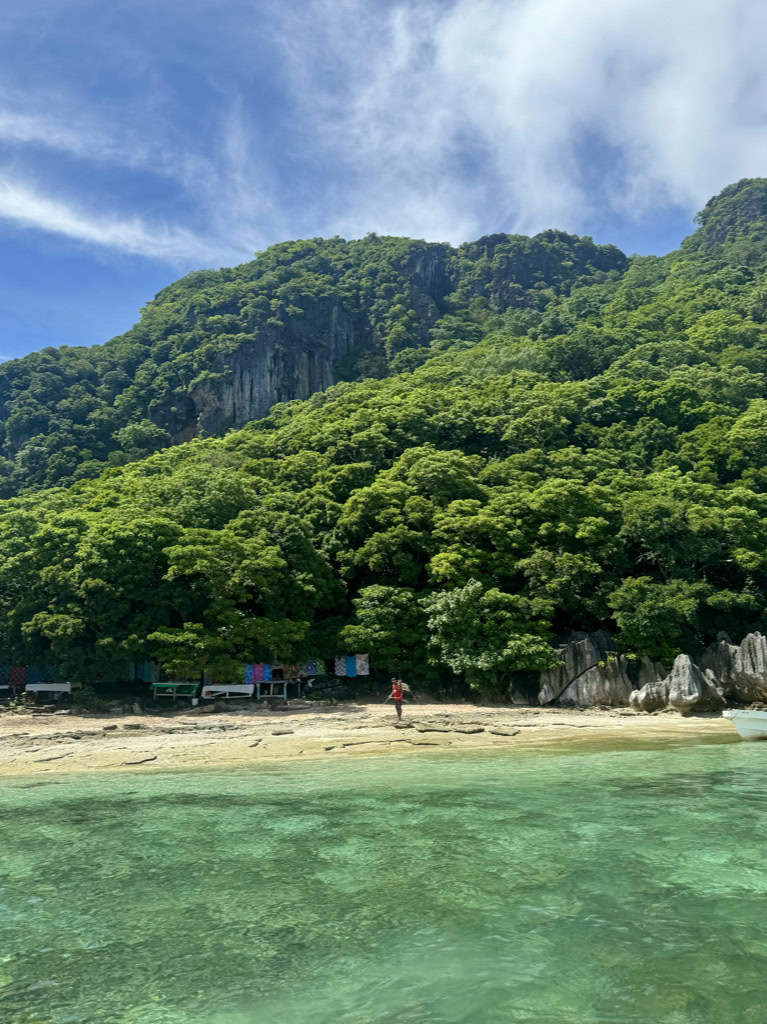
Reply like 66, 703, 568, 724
0, 700, 736, 778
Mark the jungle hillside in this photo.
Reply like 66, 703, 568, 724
4, 178, 767, 695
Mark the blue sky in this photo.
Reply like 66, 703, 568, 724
1, 0, 766, 361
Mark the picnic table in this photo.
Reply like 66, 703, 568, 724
26, 681, 83, 697
151, 681, 201, 705
201, 683, 255, 701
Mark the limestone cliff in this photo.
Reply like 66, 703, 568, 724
522, 631, 767, 712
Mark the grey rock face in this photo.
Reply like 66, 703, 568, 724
538, 631, 633, 707
163, 250, 453, 441
666, 655, 725, 713
699, 631, 767, 702
525, 629, 767, 711
630, 654, 725, 714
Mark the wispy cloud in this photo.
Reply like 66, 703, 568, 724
1, 0, 767, 266
0, 178, 228, 264
271, 0, 767, 239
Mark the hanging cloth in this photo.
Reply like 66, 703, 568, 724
355, 653, 370, 676
262, 664, 273, 681
253, 663, 264, 682
9, 665, 27, 687
283, 664, 299, 679
304, 660, 318, 676
26, 665, 44, 685
0, 664, 9, 683
244, 664, 254, 685
345, 655, 357, 678
334, 656, 346, 677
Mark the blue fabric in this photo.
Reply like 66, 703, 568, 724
345, 655, 357, 678
262, 663, 273, 681
244, 663, 254, 685
26, 665, 44, 685
0, 664, 9, 683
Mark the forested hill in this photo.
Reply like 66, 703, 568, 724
5, 178, 767, 692
0, 230, 626, 497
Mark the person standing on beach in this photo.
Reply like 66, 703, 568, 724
390, 677, 405, 720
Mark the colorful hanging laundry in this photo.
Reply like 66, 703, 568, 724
262, 664, 273, 681
345, 655, 357, 678
253, 663, 264, 682
355, 653, 370, 676
9, 665, 26, 687
283, 664, 299, 679
304, 660, 318, 675
334, 656, 347, 677
244, 663, 254, 685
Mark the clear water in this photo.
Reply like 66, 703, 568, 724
2, 741, 767, 1024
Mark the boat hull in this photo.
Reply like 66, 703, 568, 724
722, 709, 767, 740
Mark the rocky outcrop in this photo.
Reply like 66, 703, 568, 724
630, 655, 725, 714
538, 631, 635, 707
519, 630, 767, 711
699, 631, 767, 703
184, 299, 360, 438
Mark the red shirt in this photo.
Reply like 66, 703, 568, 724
392, 683, 403, 701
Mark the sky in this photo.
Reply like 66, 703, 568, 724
1, 0, 767, 361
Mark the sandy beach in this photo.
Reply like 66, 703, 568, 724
0, 699, 737, 777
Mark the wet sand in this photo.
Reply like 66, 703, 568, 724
0, 700, 737, 777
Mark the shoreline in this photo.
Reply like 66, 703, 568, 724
0, 701, 737, 778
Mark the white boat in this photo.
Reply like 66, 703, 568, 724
722, 709, 767, 740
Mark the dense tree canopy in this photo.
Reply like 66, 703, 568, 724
4, 179, 767, 693
0, 230, 625, 496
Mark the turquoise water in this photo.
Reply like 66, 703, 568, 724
2, 742, 767, 1023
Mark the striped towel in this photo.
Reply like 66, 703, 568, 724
334, 656, 346, 677
355, 654, 370, 676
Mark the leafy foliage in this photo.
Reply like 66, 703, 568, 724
0, 231, 625, 496
5, 181, 767, 692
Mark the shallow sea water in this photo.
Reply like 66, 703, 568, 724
2, 740, 767, 1023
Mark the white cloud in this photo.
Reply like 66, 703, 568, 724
0, 177, 230, 264
1, 0, 767, 264
271, 0, 767, 241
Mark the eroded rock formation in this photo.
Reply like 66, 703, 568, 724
538, 631, 636, 708
524, 631, 767, 712
630, 655, 725, 714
